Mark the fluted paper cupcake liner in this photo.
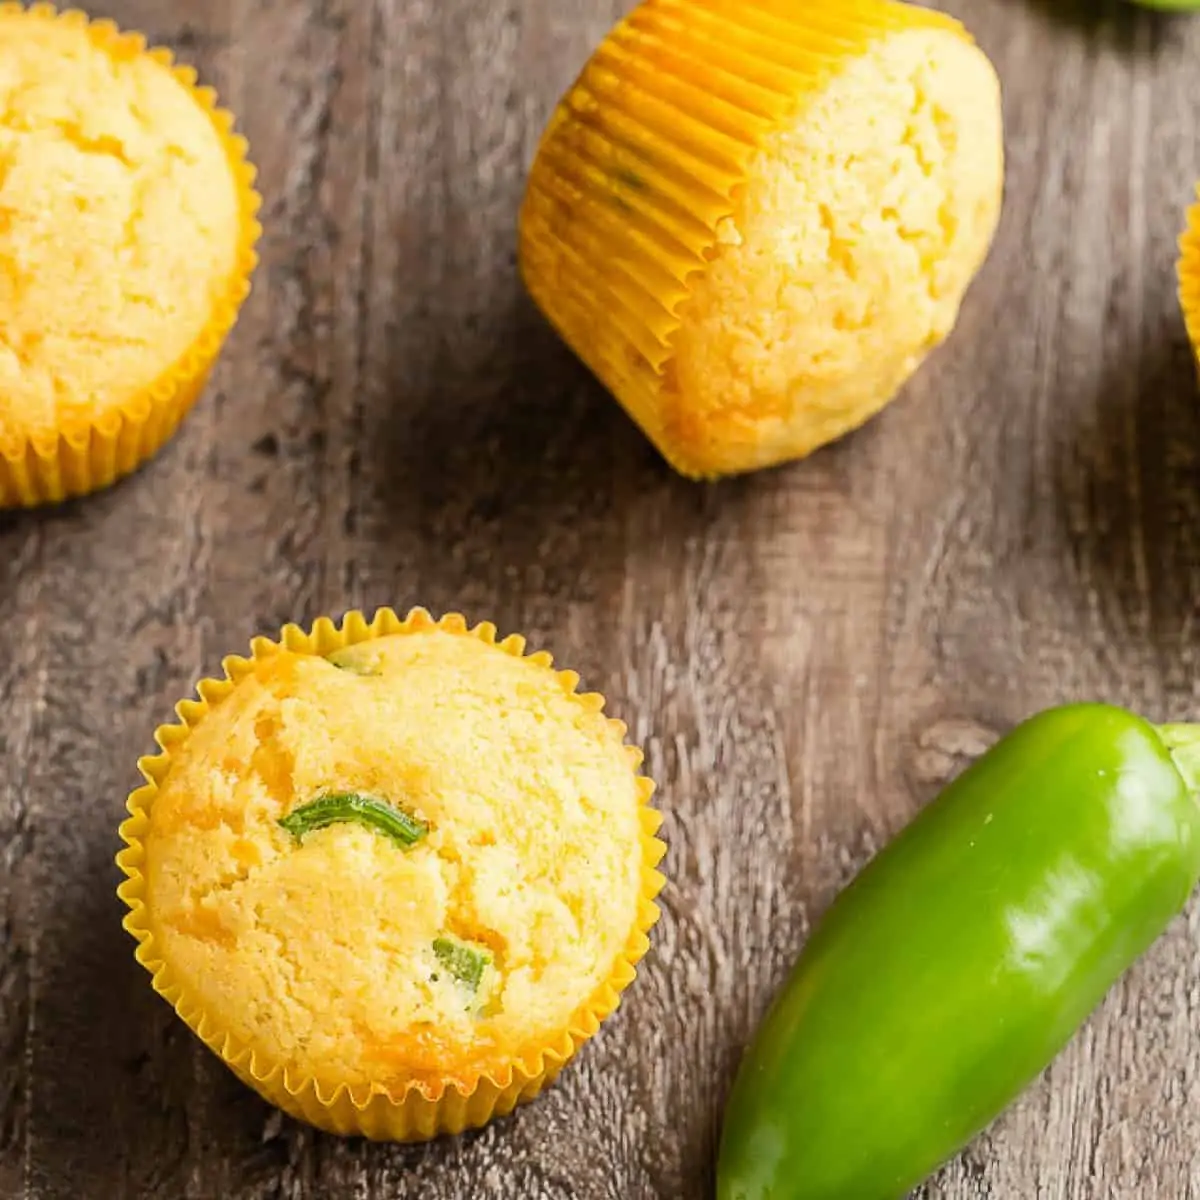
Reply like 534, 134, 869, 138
0, 4, 262, 507
117, 607, 666, 1140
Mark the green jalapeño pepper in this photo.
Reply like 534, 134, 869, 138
717, 704, 1200, 1200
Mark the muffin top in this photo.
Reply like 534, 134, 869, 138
0, 9, 245, 451
143, 626, 650, 1094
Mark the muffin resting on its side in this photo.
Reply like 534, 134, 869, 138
520, 0, 1004, 478
119, 609, 664, 1141
0, 5, 260, 506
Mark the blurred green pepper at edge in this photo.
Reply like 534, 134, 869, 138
717, 704, 1200, 1200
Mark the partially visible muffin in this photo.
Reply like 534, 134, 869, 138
0, 5, 260, 506
520, 0, 1004, 478
1179, 188, 1200, 371
120, 610, 664, 1140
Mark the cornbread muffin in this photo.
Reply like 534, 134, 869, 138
119, 610, 664, 1140
1179, 188, 1200, 371
520, 0, 1004, 478
0, 5, 259, 506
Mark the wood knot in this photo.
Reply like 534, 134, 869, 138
910, 717, 999, 786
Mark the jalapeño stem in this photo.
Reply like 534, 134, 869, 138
1159, 724, 1200, 796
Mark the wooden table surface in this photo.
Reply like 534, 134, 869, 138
3, 0, 1200, 1196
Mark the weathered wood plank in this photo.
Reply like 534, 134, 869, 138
3, 0, 1200, 1196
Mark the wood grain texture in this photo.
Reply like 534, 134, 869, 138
2, 0, 1200, 1195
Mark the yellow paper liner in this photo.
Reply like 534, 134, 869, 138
518, 0, 967, 479
1179, 188, 1200, 372
0, 3, 262, 508
117, 608, 667, 1141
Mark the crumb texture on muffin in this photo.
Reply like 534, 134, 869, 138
143, 629, 646, 1093
0, 10, 242, 448
665, 27, 1003, 474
